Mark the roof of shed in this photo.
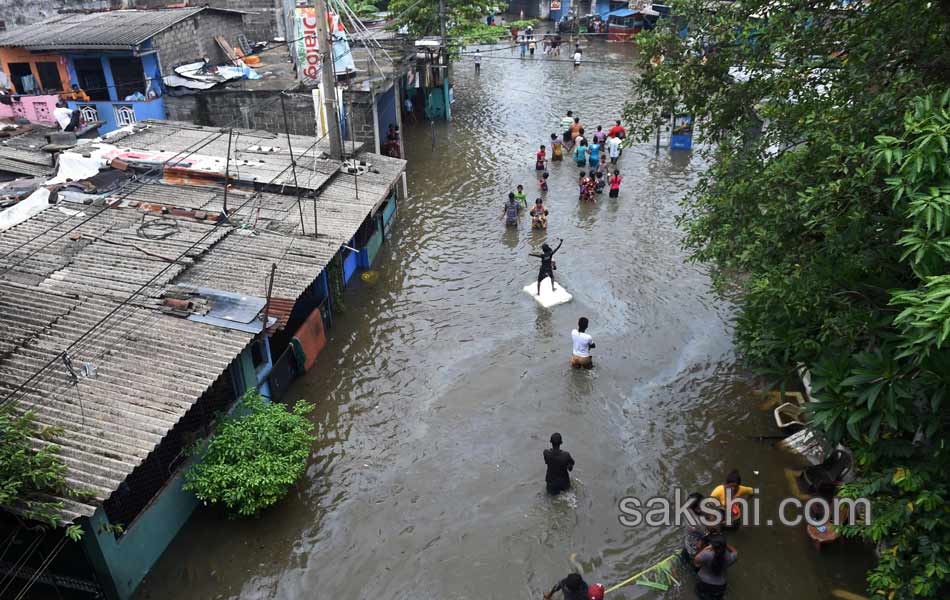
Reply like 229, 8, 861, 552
0, 8, 244, 51
0, 282, 253, 522
107, 121, 352, 192
0, 120, 406, 522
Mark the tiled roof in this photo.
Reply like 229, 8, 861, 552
0, 8, 242, 51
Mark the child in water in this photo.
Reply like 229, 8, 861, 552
539, 171, 549, 192
550, 133, 563, 161
535, 145, 547, 171
578, 171, 595, 202
594, 171, 605, 195
514, 184, 528, 209
609, 170, 623, 198
530, 198, 549, 229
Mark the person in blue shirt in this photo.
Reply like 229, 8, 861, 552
588, 140, 602, 172
573, 140, 589, 167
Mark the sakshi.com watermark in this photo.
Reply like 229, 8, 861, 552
617, 489, 871, 528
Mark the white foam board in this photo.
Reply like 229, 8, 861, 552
523, 277, 573, 307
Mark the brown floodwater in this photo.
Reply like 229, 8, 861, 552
135, 40, 872, 600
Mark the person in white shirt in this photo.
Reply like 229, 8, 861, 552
474, 48, 482, 74
607, 134, 622, 165
53, 101, 75, 131
571, 317, 595, 369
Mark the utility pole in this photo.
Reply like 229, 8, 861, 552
439, 0, 451, 121
315, 0, 343, 159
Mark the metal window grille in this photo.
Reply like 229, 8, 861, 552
78, 104, 99, 123
113, 104, 136, 127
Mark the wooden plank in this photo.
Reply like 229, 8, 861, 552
215, 36, 240, 64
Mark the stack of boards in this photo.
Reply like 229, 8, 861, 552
523, 277, 573, 307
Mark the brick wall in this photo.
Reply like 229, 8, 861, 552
0, 0, 116, 30
152, 11, 246, 70
344, 91, 377, 150
129, 0, 279, 42
165, 88, 379, 147
165, 90, 317, 136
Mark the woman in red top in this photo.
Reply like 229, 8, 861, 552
608, 120, 626, 139
608, 169, 623, 198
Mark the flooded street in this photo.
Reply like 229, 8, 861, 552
136, 41, 871, 599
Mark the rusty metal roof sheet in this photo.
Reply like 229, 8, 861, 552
106, 121, 350, 192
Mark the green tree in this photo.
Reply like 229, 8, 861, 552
0, 405, 83, 540
388, 0, 522, 46
624, 1, 950, 597
184, 390, 315, 517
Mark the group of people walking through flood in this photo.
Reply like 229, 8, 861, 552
498, 105, 743, 600
544, 437, 748, 600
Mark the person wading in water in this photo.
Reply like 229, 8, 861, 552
693, 534, 738, 600
543, 572, 588, 600
530, 238, 563, 295
571, 317, 596, 368
544, 432, 575, 495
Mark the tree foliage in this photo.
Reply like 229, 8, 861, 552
624, 1, 950, 597
0, 405, 83, 540
388, 0, 528, 46
184, 390, 315, 518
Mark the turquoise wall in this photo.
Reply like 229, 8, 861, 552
82, 346, 261, 599
382, 192, 397, 238
83, 463, 199, 600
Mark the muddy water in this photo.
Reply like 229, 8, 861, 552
136, 41, 871, 599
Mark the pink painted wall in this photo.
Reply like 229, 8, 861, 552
0, 95, 60, 125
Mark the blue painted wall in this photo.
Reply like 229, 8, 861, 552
64, 51, 166, 133
551, 0, 572, 24
66, 98, 165, 133
375, 83, 398, 150
342, 249, 358, 284
357, 219, 384, 269
381, 192, 397, 238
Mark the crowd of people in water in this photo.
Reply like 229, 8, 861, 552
489, 99, 740, 600
501, 111, 627, 307
543, 435, 748, 600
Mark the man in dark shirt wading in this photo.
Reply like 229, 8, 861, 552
544, 432, 575, 495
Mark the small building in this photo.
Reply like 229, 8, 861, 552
0, 119, 405, 599
162, 25, 416, 159
0, 7, 248, 133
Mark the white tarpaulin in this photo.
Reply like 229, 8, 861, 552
0, 187, 50, 231
163, 62, 260, 89
46, 143, 119, 185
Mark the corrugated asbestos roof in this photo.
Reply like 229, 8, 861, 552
0, 282, 253, 521
0, 8, 241, 51
0, 120, 406, 522
0, 126, 57, 178
108, 121, 348, 192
